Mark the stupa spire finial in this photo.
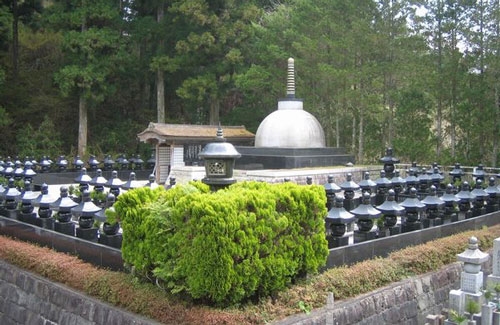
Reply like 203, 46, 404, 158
286, 57, 295, 98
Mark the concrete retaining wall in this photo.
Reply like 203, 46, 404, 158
0, 260, 158, 325
277, 263, 462, 325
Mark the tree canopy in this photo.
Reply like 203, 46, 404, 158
0, 0, 498, 167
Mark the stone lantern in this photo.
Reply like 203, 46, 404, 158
56, 156, 68, 172
449, 237, 489, 317
404, 170, 419, 195
17, 180, 38, 223
358, 171, 377, 196
340, 173, 360, 211
375, 170, 392, 205
105, 170, 123, 197
116, 154, 129, 170
421, 185, 445, 227
23, 161, 36, 183
325, 195, 355, 248
103, 154, 115, 171
144, 174, 158, 189
90, 169, 107, 193
390, 170, 406, 201
3, 159, 14, 178
323, 175, 341, 210
430, 166, 444, 191
73, 156, 84, 170
164, 177, 176, 190
417, 168, 431, 194
408, 162, 421, 177
39, 156, 51, 173
74, 167, 92, 192
2, 178, 21, 219
456, 181, 475, 219
13, 161, 24, 181
484, 177, 500, 213
400, 187, 425, 232
379, 147, 399, 178
450, 163, 465, 185
133, 154, 144, 170
375, 189, 404, 236
198, 126, 241, 191
50, 186, 78, 236
441, 184, 460, 223
122, 172, 141, 191
472, 164, 486, 183
351, 192, 381, 243
96, 193, 122, 249
33, 183, 57, 229
471, 179, 488, 217
71, 189, 102, 242
88, 155, 100, 171
146, 153, 155, 171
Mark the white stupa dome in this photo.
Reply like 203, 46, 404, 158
255, 58, 326, 148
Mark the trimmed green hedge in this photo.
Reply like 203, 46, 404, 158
111, 181, 328, 305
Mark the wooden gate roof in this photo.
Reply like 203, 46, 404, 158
137, 123, 255, 145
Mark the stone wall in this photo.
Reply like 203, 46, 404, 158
0, 260, 159, 325
277, 263, 463, 325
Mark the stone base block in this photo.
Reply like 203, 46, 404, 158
423, 218, 443, 228
473, 207, 486, 217
76, 227, 98, 242
486, 204, 499, 213
34, 217, 54, 230
54, 222, 75, 236
402, 222, 422, 233
461, 271, 483, 293
389, 226, 401, 235
353, 230, 377, 243
17, 212, 37, 224
0, 209, 18, 219
461, 211, 473, 220
98, 233, 123, 249
327, 235, 349, 248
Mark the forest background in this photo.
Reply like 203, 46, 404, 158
0, 0, 499, 167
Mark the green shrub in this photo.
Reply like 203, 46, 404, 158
113, 181, 328, 305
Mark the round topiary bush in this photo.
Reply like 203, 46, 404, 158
111, 181, 328, 305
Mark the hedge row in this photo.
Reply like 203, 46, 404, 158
111, 181, 329, 305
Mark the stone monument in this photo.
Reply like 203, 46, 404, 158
235, 58, 354, 169
447, 236, 489, 322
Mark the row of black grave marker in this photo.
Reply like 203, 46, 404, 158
0, 169, 176, 249
0, 153, 156, 175
314, 167, 500, 248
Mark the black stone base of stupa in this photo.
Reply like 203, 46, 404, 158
235, 146, 354, 170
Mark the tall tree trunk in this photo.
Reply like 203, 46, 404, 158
12, 0, 18, 79
157, 69, 165, 123
78, 94, 87, 157
436, 0, 443, 159
358, 111, 364, 164
351, 115, 356, 156
156, 4, 165, 123
494, 85, 499, 167
209, 98, 220, 125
